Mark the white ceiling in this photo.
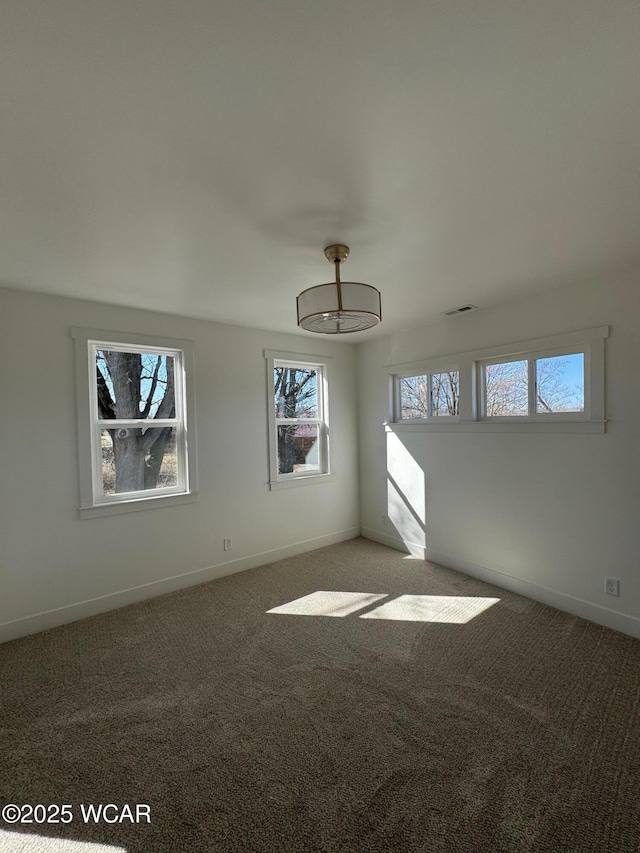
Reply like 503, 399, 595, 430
1, 0, 639, 341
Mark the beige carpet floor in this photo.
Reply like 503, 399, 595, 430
1, 537, 639, 852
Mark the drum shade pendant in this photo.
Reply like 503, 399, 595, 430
296, 244, 382, 334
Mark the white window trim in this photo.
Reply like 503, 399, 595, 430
387, 326, 608, 434
264, 349, 333, 490
72, 327, 198, 518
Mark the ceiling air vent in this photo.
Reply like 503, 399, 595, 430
442, 304, 478, 316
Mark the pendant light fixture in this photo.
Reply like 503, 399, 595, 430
296, 244, 382, 334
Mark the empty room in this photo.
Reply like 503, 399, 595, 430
1, 1, 639, 851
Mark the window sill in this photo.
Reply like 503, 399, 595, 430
386, 420, 607, 434
79, 491, 199, 519
269, 474, 335, 491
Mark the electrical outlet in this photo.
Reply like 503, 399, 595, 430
605, 577, 620, 597
224, 538, 232, 551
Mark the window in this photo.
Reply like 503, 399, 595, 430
265, 350, 331, 489
72, 328, 197, 517
396, 370, 460, 420
388, 326, 607, 434
482, 358, 529, 417
535, 353, 584, 413
479, 347, 586, 420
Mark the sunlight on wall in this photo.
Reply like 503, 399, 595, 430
0, 831, 126, 852
359, 595, 500, 624
386, 431, 425, 555
267, 591, 387, 617
268, 592, 500, 623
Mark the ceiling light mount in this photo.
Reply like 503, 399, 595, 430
324, 244, 350, 264
296, 244, 382, 334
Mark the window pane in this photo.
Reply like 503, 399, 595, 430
274, 367, 318, 418
430, 371, 460, 416
536, 353, 584, 413
399, 375, 429, 419
96, 350, 176, 420
484, 360, 528, 416
101, 427, 178, 495
277, 424, 320, 474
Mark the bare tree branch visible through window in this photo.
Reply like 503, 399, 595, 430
400, 372, 460, 418
485, 355, 584, 416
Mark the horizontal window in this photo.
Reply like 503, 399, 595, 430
479, 347, 587, 421
395, 370, 460, 421
388, 326, 608, 434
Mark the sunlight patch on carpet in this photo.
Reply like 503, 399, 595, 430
267, 591, 387, 617
360, 595, 500, 623
0, 830, 126, 852
268, 591, 500, 622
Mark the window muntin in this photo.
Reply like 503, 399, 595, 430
397, 370, 460, 420
88, 341, 189, 505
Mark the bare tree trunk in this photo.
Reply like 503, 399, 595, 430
143, 426, 173, 488
113, 428, 144, 492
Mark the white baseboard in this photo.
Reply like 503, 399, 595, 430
361, 529, 640, 640
360, 526, 426, 559
0, 527, 361, 644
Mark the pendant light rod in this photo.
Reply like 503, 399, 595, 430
334, 258, 343, 311
326, 243, 349, 313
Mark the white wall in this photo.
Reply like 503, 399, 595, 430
358, 267, 640, 638
0, 288, 360, 641
4, 269, 640, 643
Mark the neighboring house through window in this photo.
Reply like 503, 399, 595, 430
264, 350, 332, 489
